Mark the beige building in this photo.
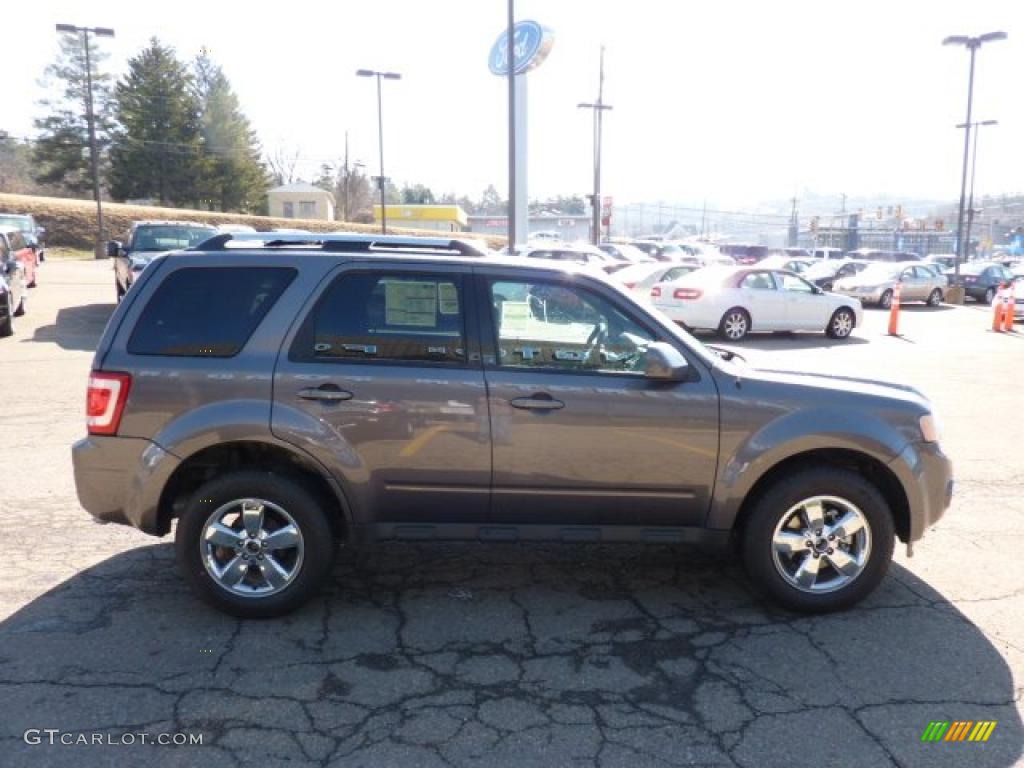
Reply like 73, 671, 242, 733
268, 183, 335, 221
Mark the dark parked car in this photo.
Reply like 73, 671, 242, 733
0, 236, 27, 337
108, 220, 218, 301
945, 262, 1016, 304
631, 241, 690, 262
0, 213, 46, 262
72, 233, 952, 618
802, 258, 870, 291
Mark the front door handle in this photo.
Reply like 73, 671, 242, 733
297, 384, 353, 402
510, 394, 565, 411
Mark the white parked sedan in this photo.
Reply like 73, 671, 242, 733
650, 266, 863, 341
611, 262, 701, 299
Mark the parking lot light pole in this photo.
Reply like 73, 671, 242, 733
56, 23, 114, 259
958, 119, 997, 260
356, 69, 401, 234
578, 47, 612, 246
943, 31, 1006, 276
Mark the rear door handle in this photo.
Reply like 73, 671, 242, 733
510, 394, 565, 411
297, 385, 353, 402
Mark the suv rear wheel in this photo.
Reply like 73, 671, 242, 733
175, 471, 335, 618
740, 467, 895, 613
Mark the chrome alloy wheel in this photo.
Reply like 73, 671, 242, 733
770, 495, 872, 594
200, 498, 305, 597
722, 311, 749, 340
830, 310, 853, 338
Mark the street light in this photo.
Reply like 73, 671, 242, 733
56, 24, 114, 259
957, 119, 998, 259
578, 47, 612, 246
942, 31, 1006, 276
356, 69, 401, 234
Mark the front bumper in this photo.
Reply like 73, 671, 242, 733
72, 435, 180, 534
887, 441, 953, 542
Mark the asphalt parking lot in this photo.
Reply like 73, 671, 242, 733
1, 259, 1022, 768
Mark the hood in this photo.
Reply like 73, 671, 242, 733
738, 366, 930, 410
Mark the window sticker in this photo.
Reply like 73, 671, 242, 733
500, 301, 531, 333
385, 281, 437, 327
438, 283, 460, 315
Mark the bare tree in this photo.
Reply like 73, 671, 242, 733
265, 145, 301, 186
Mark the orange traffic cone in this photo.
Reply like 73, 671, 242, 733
1004, 281, 1016, 332
992, 282, 1007, 333
887, 282, 901, 336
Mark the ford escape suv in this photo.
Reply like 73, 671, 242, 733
72, 233, 953, 618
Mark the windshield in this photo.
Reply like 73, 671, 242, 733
804, 262, 837, 278
131, 225, 217, 251
0, 216, 32, 232
858, 264, 900, 281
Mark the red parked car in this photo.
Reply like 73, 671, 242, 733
0, 228, 39, 288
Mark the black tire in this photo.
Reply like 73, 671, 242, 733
718, 307, 751, 341
879, 289, 893, 309
0, 294, 13, 337
825, 307, 855, 339
175, 471, 336, 618
115, 278, 126, 303
983, 287, 995, 304
740, 467, 895, 613
927, 288, 943, 307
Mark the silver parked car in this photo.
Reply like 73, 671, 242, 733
833, 262, 945, 308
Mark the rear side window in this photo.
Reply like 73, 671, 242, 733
128, 267, 295, 357
292, 272, 466, 365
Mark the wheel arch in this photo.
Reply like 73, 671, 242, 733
728, 448, 910, 543
155, 440, 352, 540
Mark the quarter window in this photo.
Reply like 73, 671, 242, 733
297, 273, 466, 365
128, 267, 295, 357
488, 279, 653, 374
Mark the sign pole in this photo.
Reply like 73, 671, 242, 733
506, 0, 517, 248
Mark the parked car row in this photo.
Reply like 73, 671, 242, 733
0, 214, 46, 337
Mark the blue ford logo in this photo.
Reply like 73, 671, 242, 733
488, 20, 554, 76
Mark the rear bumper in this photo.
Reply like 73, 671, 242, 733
72, 435, 180, 534
888, 441, 953, 542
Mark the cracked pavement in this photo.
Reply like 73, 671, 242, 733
1, 261, 1021, 767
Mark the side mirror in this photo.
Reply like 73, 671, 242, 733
644, 342, 690, 381
105, 240, 122, 259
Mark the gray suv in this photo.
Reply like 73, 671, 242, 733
72, 233, 953, 618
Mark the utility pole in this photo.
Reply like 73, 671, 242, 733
578, 46, 612, 246
56, 24, 114, 258
788, 196, 798, 247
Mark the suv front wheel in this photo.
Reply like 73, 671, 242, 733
740, 467, 895, 613
175, 471, 336, 618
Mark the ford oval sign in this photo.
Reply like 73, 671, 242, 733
488, 20, 554, 76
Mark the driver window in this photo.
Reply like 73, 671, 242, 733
489, 279, 653, 374
778, 273, 813, 293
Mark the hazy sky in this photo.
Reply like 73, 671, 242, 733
4, 0, 1022, 209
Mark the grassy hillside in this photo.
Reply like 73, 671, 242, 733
0, 193, 503, 249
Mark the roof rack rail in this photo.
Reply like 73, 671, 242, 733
191, 232, 490, 257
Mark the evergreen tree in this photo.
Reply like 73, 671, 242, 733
193, 52, 269, 212
108, 39, 203, 205
32, 34, 115, 195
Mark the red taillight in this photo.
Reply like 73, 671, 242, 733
86, 372, 132, 436
673, 288, 703, 300
651, 286, 662, 297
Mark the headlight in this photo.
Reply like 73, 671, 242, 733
919, 413, 942, 443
